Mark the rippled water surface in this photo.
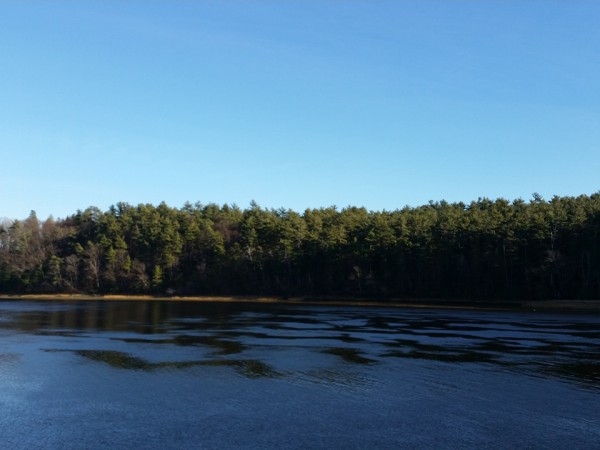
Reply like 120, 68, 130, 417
1, 300, 598, 449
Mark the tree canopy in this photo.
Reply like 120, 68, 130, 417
1, 194, 600, 301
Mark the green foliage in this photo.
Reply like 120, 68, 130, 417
1, 194, 600, 300
151, 265, 164, 291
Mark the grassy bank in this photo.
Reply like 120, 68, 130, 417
0, 294, 599, 313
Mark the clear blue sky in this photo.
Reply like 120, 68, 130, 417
1, 1, 599, 220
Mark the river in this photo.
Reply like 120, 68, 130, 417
0, 300, 598, 449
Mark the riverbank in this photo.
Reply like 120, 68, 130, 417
0, 294, 598, 313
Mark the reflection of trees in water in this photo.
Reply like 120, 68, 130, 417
5, 301, 252, 334
44, 349, 280, 379
4, 301, 600, 389
114, 335, 246, 356
323, 347, 375, 364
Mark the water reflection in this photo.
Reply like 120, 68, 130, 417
382, 349, 495, 363
0, 353, 20, 364
323, 347, 375, 364
542, 362, 600, 383
113, 335, 246, 355
0, 299, 599, 389
43, 348, 280, 378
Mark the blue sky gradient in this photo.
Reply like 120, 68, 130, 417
1, 1, 599, 219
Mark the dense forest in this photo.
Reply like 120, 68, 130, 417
1, 194, 599, 301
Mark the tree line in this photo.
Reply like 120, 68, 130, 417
1, 193, 599, 301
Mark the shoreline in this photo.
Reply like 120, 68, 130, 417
0, 294, 598, 313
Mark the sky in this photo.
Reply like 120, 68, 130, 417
1, 1, 599, 220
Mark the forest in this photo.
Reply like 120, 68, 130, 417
1, 193, 599, 301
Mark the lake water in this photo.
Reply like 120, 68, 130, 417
0, 300, 598, 449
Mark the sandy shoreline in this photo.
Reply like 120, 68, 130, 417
0, 294, 598, 312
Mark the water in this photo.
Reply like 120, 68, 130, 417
0, 300, 598, 449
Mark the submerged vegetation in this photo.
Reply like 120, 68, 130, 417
1, 193, 600, 301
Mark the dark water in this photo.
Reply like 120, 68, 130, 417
0, 300, 598, 449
